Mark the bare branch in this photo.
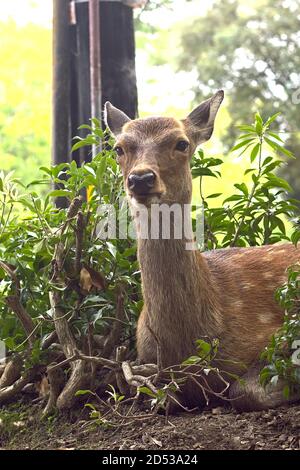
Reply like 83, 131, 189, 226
102, 286, 125, 358
0, 367, 38, 404
0, 355, 23, 388
41, 330, 58, 350
115, 346, 128, 395
122, 361, 158, 395
75, 211, 85, 275
43, 363, 65, 417
49, 291, 87, 410
5, 296, 36, 346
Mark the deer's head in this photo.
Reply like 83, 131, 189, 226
104, 90, 224, 206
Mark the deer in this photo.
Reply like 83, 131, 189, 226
104, 90, 300, 411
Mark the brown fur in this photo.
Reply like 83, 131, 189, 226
104, 93, 300, 410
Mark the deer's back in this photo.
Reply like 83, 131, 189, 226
202, 243, 299, 366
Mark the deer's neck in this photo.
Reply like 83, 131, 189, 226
136, 211, 222, 364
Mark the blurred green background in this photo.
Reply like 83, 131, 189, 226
0, 0, 299, 203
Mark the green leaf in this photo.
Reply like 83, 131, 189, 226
265, 113, 281, 127
237, 133, 256, 141
91, 117, 101, 128
84, 403, 97, 411
206, 158, 223, 167
234, 183, 249, 196
262, 156, 273, 166
250, 143, 260, 163
263, 176, 292, 192
230, 138, 255, 152
138, 386, 157, 398
267, 131, 284, 143
196, 339, 212, 357
291, 230, 300, 246
274, 217, 286, 234
52, 163, 69, 177
96, 157, 107, 190
71, 140, 89, 152
182, 355, 201, 365
18, 197, 35, 211
26, 179, 50, 188
244, 168, 255, 175
206, 193, 222, 199
223, 194, 244, 203
47, 190, 73, 199
39, 166, 53, 176
237, 125, 256, 133
264, 137, 294, 158
283, 384, 290, 399
192, 167, 218, 178
75, 389, 94, 397
259, 367, 271, 386
255, 113, 263, 134
262, 161, 284, 174
106, 242, 117, 258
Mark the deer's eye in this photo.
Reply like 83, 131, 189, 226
114, 146, 124, 157
175, 140, 189, 152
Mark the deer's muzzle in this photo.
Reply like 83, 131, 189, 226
127, 171, 156, 196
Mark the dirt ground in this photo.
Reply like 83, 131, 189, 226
1, 400, 300, 450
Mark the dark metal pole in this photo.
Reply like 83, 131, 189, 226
89, 0, 102, 157
69, 0, 138, 163
52, 0, 71, 166
100, 1, 138, 120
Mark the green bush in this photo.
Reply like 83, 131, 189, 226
0, 112, 299, 409
191, 112, 297, 249
260, 264, 300, 397
0, 123, 141, 360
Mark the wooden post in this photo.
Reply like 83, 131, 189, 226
53, 0, 138, 166
71, 2, 91, 165
89, 0, 102, 158
100, 2, 138, 120
52, 0, 71, 166
89, 0, 102, 123
70, 0, 138, 164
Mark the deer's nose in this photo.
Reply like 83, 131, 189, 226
128, 172, 156, 195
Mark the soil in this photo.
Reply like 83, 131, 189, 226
1, 401, 300, 450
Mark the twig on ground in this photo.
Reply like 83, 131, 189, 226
48, 195, 90, 410
115, 346, 128, 395
0, 355, 23, 388
43, 363, 65, 417
122, 361, 158, 395
0, 366, 40, 404
49, 291, 87, 410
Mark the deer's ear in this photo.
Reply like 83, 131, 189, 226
104, 102, 131, 136
185, 90, 224, 144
